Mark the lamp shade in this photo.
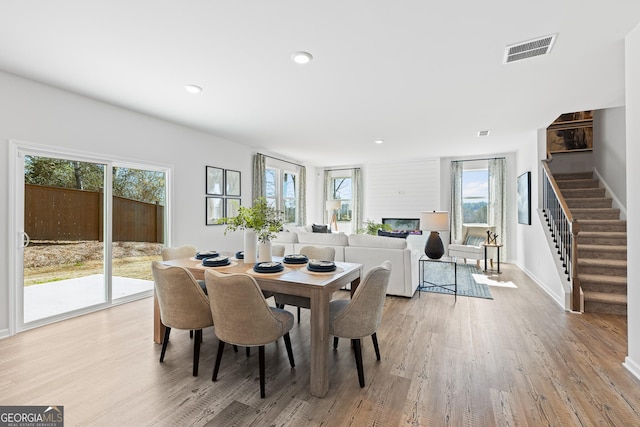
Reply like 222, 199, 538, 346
326, 200, 341, 210
419, 211, 449, 231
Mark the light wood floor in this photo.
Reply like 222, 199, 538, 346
1, 264, 639, 426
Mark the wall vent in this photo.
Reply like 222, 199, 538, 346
477, 130, 490, 137
504, 34, 557, 64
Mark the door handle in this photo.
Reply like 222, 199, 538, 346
20, 231, 30, 248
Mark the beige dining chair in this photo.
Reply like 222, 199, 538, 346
329, 260, 391, 387
274, 246, 336, 323
205, 269, 295, 398
151, 261, 214, 376
272, 244, 285, 257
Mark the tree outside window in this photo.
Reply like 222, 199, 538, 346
331, 177, 352, 221
462, 169, 488, 224
265, 166, 298, 225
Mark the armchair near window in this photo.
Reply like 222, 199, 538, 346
448, 225, 495, 268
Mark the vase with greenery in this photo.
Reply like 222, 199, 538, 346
220, 197, 284, 262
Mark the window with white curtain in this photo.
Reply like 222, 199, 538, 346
462, 166, 489, 224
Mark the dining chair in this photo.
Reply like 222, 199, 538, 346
275, 246, 335, 323
329, 260, 391, 387
151, 261, 214, 376
204, 270, 295, 398
272, 244, 285, 257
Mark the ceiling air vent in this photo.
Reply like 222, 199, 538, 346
504, 34, 557, 64
477, 130, 490, 137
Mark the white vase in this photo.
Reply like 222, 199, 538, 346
244, 229, 257, 263
258, 240, 273, 262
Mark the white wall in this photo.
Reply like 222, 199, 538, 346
514, 129, 569, 307
0, 71, 255, 337
593, 107, 627, 209
624, 22, 640, 380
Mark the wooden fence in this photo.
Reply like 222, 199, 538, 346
25, 184, 164, 243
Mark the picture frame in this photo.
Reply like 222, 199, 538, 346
225, 169, 241, 197
226, 198, 241, 219
206, 197, 224, 225
206, 166, 224, 195
517, 171, 531, 225
546, 111, 593, 154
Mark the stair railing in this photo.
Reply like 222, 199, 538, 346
541, 162, 581, 311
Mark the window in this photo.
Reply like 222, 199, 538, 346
462, 168, 488, 224
266, 166, 298, 225
331, 176, 352, 221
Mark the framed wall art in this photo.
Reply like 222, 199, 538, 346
206, 197, 224, 225
517, 171, 531, 225
546, 110, 593, 154
225, 169, 241, 196
206, 166, 224, 195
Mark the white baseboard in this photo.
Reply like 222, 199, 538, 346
623, 357, 640, 381
0, 328, 10, 340
515, 262, 568, 310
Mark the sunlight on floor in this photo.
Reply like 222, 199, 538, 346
472, 274, 518, 288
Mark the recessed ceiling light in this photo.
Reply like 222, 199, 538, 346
291, 51, 313, 64
375, 139, 384, 144
184, 84, 203, 94
477, 130, 491, 137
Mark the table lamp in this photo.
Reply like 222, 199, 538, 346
326, 199, 341, 231
419, 211, 449, 259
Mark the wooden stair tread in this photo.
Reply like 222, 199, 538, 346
577, 244, 627, 251
583, 291, 627, 304
578, 231, 627, 237
579, 274, 627, 285
578, 258, 627, 267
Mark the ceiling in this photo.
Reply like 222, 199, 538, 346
1, 1, 639, 167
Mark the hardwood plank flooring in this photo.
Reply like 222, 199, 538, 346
1, 264, 639, 426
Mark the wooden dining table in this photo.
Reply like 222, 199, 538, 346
155, 256, 362, 398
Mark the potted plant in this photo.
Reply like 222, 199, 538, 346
220, 197, 283, 262
357, 219, 392, 236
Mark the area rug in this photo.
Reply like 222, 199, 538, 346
419, 262, 493, 299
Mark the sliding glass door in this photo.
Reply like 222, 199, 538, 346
14, 144, 167, 330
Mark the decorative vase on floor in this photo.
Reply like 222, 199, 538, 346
258, 240, 273, 262
244, 229, 257, 263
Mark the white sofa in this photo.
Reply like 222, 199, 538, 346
273, 229, 421, 297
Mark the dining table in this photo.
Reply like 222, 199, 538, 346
155, 255, 363, 398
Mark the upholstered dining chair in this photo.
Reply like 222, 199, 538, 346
329, 260, 391, 387
274, 246, 336, 323
204, 270, 295, 398
272, 244, 285, 257
151, 261, 214, 376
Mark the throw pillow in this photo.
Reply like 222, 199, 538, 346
464, 234, 486, 246
377, 230, 409, 239
312, 224, 330, 233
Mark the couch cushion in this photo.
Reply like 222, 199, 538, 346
297, 231, 349, 246
273, 231, 298, 243
348, 233, 407, 249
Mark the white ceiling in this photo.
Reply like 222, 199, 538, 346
1, 1, 639, 167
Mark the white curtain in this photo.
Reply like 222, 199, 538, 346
297, 166, 306, 226
352, 168, 363, 232
488, 158, 506, 261
450, 161, 463, 243
252, 153, 266, 202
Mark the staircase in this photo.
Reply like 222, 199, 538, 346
554, 171, 627, 315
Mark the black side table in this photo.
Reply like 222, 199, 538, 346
482, 243, 503, 274
418, 255, 457, 301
